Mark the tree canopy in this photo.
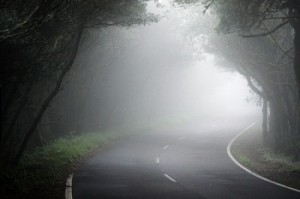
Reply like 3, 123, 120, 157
0, 0, 158, 164
174, 0, 300, 158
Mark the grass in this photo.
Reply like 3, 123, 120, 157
235, 154, 252, 167
262, 149, 300, 172
0, 115, 189, 199
231, 122, 300, 189
1, 131, 125, 199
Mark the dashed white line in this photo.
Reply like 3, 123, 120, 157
65, 174, 73, 199
164, 174, 176, 182
155, 156, 160, 164
163, 145, 169, 150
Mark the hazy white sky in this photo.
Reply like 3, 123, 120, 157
144, 0, 260, 119
84, 0, 261, 127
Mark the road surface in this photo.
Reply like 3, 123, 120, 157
73, 120, 300, 199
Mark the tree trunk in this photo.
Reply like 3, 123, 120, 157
269, 101, 282, 150
0, 85, 2, 144
289, 12, 300, 139
2, 78, 34, 143
13, 25, 85, 165
262, 99, 268, 143
293, 25, 300, 95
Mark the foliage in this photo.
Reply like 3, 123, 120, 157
0, 115, 188, 198
0, 131, 131, 198
236, 155, 252, 167
0, 0, 159, 164
174, 0, 300, 158
262, 149, 300, 171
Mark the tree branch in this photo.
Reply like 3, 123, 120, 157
262, 22, 294, 60
246, 75, 269, 100
241, 20, 290, 38
13, 24, 85, 165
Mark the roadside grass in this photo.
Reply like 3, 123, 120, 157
262, 149, 300, 173
231, 122, 300, 189
235, 154, 252, 167
1, 131, 123, 199
0, 115, 188, 199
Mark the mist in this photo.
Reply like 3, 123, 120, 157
69, 2, 260, 131
4, 1, 299, 198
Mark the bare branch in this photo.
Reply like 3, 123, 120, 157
0, 6, 40, 34
261, 23, 294, 60
241, 20, 290, 38
13, 24, 85, 164
246, 75, 269, 100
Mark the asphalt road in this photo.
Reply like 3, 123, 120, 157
73, 120, 300, 199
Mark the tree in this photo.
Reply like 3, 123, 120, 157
209, 0, 300, 157
0, 0, 158, 165
208, 0, 300, 89
174, 0, 300, 158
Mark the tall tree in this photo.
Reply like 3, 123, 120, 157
0, 0, 158, 164
174, 0, 300, 157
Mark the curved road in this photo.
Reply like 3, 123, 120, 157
73, 120, 300, 199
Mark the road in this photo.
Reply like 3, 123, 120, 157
73, 120, 300, 199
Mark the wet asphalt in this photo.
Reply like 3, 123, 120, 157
73, 120, 300, 199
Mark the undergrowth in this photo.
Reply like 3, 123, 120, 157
231, 121, 300, 189
236, 155, 252, 167
0, 115, 188, 199
0, 131, 128, 199
262, 149, 300, 172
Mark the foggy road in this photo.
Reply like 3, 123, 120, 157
72, 120, 300, 199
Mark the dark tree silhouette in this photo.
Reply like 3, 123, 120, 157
0, 0, 158, 165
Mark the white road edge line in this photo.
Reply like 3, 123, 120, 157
156, 156, 160, 164
164, 174, 176, 182
65, 174, 73, 199
227, 122, 300, 193
163, 145, 169, 150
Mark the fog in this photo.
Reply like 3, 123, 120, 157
7, 1, 300, 198
72, 1, 261, 131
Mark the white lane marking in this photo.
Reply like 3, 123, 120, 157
156, 156, 160, 164
227, 122, 300, 193
163, 145, 169, 150
164, 174, 176, 182
178, 136, 185, 140
65, 174, 73, 199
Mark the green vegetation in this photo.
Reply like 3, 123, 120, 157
231, 122, 300, 189
0, 0, 159, 166
1, 131, 123, 199
0, 116, 188, 198
262, 149, 300, 173
176, 0, 300, 160
235, 154, 252, 167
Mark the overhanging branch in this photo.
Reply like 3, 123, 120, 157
13, 24, 85, 164
241, 20, 290, 38
246, 75, 269, 100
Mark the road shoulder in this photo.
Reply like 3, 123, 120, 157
229, 122, 300, 191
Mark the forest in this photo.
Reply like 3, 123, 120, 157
0, 0, 158, 165
1, 0, 300, 198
